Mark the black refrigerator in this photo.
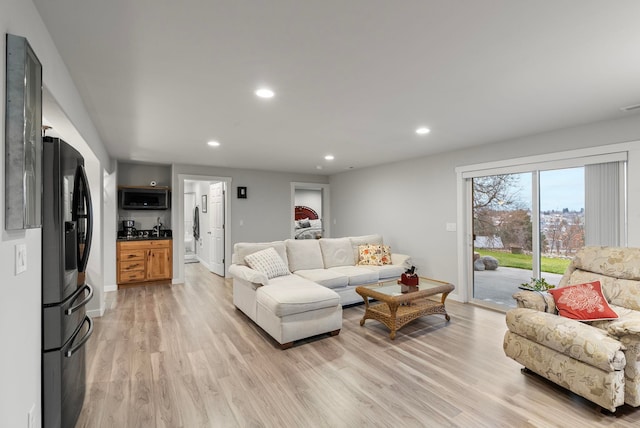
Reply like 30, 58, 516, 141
42, 136, 94, 428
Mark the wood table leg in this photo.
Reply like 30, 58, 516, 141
388, 302, 399, 340
360, 296, 370, 326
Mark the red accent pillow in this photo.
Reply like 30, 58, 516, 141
548, 281, 618, 321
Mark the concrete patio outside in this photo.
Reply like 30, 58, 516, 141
473, 266, 563, 309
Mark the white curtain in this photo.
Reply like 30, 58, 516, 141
584, 162, 623, 246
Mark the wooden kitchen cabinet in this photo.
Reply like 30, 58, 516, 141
117, 239, 173, 286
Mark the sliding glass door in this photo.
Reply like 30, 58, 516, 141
472, 172, 533, 307
470, 163, 621, 310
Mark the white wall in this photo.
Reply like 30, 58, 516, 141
103, 167, 118, 292
1, 1, 111, 425
330, 114, 640, 301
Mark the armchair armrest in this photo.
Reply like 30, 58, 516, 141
512, 290, 556, 313
229, 264, 269, 286
506, 308, 626, 372
391, 253, 411, 269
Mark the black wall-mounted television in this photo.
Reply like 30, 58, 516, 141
119, 187, 170, 210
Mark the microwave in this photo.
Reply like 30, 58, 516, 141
119, 186, 170, 210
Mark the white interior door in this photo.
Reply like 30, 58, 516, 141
209, 182, 225, 276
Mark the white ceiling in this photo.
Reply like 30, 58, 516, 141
34, 1, 640, 175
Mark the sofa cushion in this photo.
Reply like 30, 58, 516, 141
244, 247, 290, 279
233, 241, 288, 267
319, 238, 355, 268
285, 239, 324, 272
329, 266, 379, 286
560, 246, 640, 311
566, 268, 640, 312
357, 244, 392, 265
294, 269, 349, 289
590, 305, 640, 338
549, 281, 618, 321
349, 234, 383, 261
256, 275, 340, 317
359, 264, 404, 280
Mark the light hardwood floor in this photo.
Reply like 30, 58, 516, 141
77, 263, 640, 427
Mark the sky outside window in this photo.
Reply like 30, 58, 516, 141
517, 167, 585, 212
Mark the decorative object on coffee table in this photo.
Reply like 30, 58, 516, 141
356, 277, 454, 339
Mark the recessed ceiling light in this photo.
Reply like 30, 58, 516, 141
207, 140, 220, 147
416, 127, 430, 135
324, 155, 335, 161
255, 88, 275, 99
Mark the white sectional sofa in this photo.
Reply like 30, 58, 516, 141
229, 234, 411, 349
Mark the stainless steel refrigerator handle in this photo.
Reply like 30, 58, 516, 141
65, 283, 94, 315
65, 315, 93, 358
73, 164, 93, 273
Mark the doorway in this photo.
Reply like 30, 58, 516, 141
291, 182, 330, 239
176, 175, 231, 283
184, 191, 197, 263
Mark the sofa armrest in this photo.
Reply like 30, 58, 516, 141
229, 264, 269, 286
506, 308, 626, 372
512, 290, 556, 313
391, 253, 411, 269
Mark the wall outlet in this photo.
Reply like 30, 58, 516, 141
15, 244, 27, 275
445, 222, 457, 232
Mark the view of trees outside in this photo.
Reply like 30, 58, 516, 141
473, 173, 532, 253
473, 168, 585, 258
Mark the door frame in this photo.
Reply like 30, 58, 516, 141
175, 174, 232, 283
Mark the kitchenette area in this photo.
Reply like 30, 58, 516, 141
116, 162, 173, 287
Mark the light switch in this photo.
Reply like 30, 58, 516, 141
446, 223, 457, 232
16, 244, 27, 275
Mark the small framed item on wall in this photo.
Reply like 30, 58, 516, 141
201, 195, 207, 213
237, 186, 247, 199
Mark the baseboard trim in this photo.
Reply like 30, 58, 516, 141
87, 306, 105, 318
104, 284, 117, 292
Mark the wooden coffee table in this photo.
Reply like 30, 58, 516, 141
356, 277, 455, 339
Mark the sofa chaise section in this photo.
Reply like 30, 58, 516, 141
230, 241, 342, 349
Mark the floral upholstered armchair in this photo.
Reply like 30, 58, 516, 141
503, 246, 640, 412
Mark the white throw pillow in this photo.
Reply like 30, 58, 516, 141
319, 238, 355, 268
244, 247, 290, 279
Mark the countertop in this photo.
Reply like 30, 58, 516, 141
117, 236, 173, 242
117, 228, 172, 242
